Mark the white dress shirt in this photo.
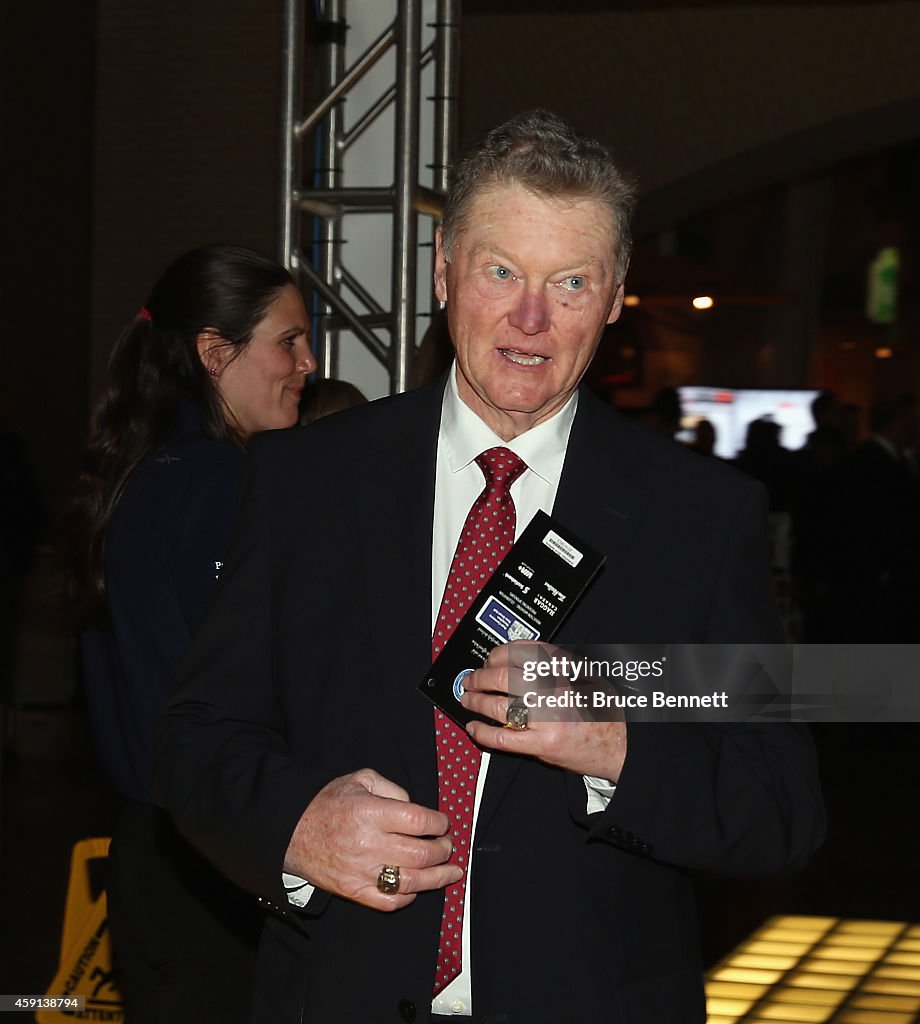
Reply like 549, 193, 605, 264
286, 366, 615, 1016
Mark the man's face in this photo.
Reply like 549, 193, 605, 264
435, 183, 624, 439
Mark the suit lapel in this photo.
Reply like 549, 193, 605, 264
356, 383, 444, 807
552, 390, 649, 638
476, 390, 649, 832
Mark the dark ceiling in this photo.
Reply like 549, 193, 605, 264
464, 0, 875, 10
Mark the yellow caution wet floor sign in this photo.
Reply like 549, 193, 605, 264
38, 838, 124, 1022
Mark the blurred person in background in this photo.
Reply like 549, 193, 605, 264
734, 417, 797, 513
299, 377, 367, 425
802, 390, 842, 453
63, 244, 314, 1023
791, 424, 849, 641
687, 417, 717, 457
647, 385, 683, 438
845, 393, 920, 640
839, 402, 862, 454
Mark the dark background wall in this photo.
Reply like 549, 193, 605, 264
90, 0, 283, 393
461, 0, 920, 229
1, 0, 96, 524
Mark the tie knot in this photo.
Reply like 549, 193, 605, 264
475, 447, 527, 492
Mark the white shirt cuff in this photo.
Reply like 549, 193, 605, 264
282, 871, 315, 908
583, 775, 616, 814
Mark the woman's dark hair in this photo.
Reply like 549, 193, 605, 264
64, 244, 294, 626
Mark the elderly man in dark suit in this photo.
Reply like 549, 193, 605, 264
155, 110, 824, 1024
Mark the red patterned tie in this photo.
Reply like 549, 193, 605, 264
432, 446, 527, 994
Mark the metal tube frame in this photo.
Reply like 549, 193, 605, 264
278, 0, 460, 395
314, 0, 346, 379
391, 0, 421, 393
431, 0, 459, 311
278, 0, 302, 272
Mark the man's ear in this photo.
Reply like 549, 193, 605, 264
607, 283, 625, 325
434, 226, 449, 304
195, 328, 228, 376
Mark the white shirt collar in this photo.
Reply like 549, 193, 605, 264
439, 362, 577, 486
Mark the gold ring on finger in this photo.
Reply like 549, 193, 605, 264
505, 696, 529, 731
376, 864, 400, 894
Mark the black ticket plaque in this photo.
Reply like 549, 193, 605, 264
418, 510, 605, 727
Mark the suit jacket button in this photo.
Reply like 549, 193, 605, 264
397, 999, 416, 1022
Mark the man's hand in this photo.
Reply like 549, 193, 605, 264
283, 769, 463, 911
461, 642, 628, 781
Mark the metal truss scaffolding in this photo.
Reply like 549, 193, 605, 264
279, 0, 460, 395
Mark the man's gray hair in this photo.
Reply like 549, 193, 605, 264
441, 110, 637, 284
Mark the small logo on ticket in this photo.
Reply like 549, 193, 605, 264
453, 669, 475, 702
475, 596, 540, 644
542, 529, 583, 567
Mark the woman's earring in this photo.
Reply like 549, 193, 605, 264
208, 367, 219, 377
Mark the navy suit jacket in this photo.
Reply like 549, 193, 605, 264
155, 381, 824, 1024
84, 404, 245, 802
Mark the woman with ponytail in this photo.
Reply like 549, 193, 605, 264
65, 244, 314, 1022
